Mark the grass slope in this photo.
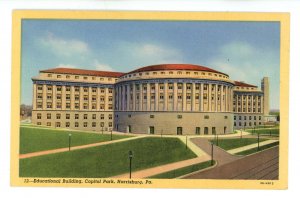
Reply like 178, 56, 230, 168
149, 160, 215, 179
20, 126, 130, 154
20, 137, 197, 178
211, 138, 268, 150
235, 141, 279, 156
246, 128, 279, 135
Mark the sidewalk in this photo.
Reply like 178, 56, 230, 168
19, 135, 145, 159
112, 154, 210, 179
177, 136, 207, 156
227, 140, 279, 154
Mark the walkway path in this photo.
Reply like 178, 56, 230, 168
227, 139, 279, 154
19, 135, 145, 159
112, 154, 210, 179
190, 138, 242, 166
183, 146, 279, 179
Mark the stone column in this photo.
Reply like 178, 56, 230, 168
192, 83, 196, 111
139, 84, 143, 111
200, 83, 204, 112
42, 84, 47, 109
251, 95, 253, 113
97, 87, 101, 110
89, 87, 92, 111
122, 85, 126, 111
164, 82, 168, 111
126, 84, 130, 111
155, 83, 159, 111
147, 83, 151, 111
255, 95, 258, 113
61, 85, 65, 110
70, 86, 75, 110
80, 87, 84, 110
246, 94, 249, 113
241, 94, 244, 113
132, 84, 136, 111
173, 82, 178, 111
214, 84, 217, 112
182, 82, 187, 111
208, 84, 212, 112
52, 85, 56, 110
220, 85, 223, 112
225, 86, 228, 112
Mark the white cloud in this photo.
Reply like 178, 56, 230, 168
114, 41, 184, 67
93, 60, 114, 71
56, 63, 77, 68
208, 41, 280, 109
37, 32, 89, 57
208, 41, 278, 84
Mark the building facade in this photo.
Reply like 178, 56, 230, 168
31, 64, 270, 135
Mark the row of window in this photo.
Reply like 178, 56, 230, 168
233, 108, 261, 113
123, 83, 228, 92
37, 113, 113, 120
234, 115, 262, 121
46, 73, 117, 82
124, 114, 228, 120
37, 121, 113, 128
234, 95, 261, 100
235, 86, 256, 90
38, 94, 113, 102
36, 102, 113, 110
120, 71, 229, 80
234, 122, 262, 127
124, 93, 226, 101
143, 126, 226, 135
37, 85, 113, 93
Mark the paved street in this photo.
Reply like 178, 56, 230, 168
183, 146, 279, 180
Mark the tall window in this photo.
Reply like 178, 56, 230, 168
37, 113, 42, 119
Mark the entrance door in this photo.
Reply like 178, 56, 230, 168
204, 127, 208, 135
177, 127, 183, 135
224, 127, 227, 134
195, 127, 200, 135
149, 126, 155, 134
127, 125, 132, 133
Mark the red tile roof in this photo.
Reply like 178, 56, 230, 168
234, 81, 257, 88
41, 68, 124, 78
125, 64, 228, 76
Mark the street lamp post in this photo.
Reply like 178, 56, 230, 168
128, 150, 134, 179
257, 132, 260, 151
211, 142, 214, 166
68, 133, 72, 151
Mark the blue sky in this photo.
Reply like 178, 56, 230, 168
21, 19, 280, 109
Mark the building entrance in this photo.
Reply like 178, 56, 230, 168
149, 126, 155, 134
177, 127, 183, 135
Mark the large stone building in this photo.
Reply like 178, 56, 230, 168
31, 64, 270, 135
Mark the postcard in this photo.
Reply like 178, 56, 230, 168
11, 10, 289, 189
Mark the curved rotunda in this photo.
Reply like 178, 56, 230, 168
114, 64, 235, 135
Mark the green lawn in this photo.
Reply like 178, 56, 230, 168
20, 126, 131, 154
211, 138, 268, 150
235, 141, 279, 156
246, 128, 279, 136
148, 160, 215, 179
20, 137, 197, 178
